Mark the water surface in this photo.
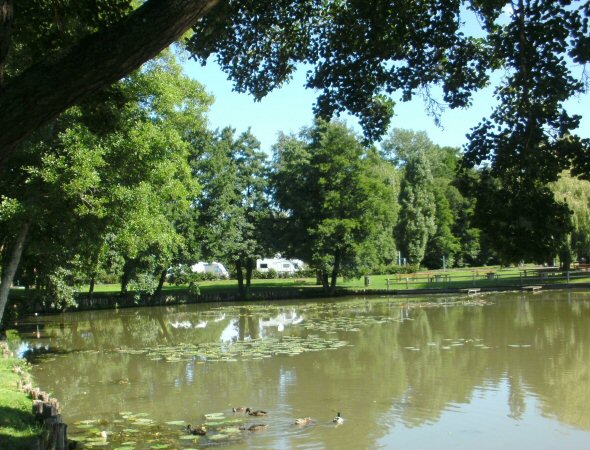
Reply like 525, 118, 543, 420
16, 290, 590, 449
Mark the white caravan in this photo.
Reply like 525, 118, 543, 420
191, 261, 230, 278
256, 256, 304, 274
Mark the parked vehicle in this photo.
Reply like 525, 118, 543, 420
191, 261, 230, 278
256, 256, 305, 274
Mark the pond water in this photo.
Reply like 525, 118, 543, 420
14, 290, 590, 449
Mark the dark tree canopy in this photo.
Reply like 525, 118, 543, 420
1, 0, 589, 190
0, 0, 219, 161
187, 0, 491, 142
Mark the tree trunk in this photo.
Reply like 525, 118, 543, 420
319, 269, 330, 293
0, 0, 219, 162
153, 268, 168, 300
329, 251, 341, 293
245, 257, 254, 297
0, 220, 30, 324
236, 260, 246, 300
88, 275, 96, 296
87, 248, 102, 297
0, 0, 13, 87
120, 258, 136, 294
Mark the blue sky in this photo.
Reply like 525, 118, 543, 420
184, 58, 590, 155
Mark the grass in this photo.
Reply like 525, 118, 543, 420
0, 334, 42, 449
80, 264, 590, 296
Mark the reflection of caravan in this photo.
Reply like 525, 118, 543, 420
256, 257, 304, 274
191, 262, 230, 278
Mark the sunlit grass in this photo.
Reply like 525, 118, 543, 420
83, 264, 590, 295
0, 338, 42, 449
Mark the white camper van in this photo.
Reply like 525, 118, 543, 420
256, 256, 304, 274
191, 261, 230, 278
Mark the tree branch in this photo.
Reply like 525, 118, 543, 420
0, 0, 219, 163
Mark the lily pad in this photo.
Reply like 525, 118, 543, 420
179, 434, 200, 440
165, 420, 186, 426
208, 434, 229, 441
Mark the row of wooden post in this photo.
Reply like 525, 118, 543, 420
14, 364, 70, 449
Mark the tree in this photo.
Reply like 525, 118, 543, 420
2, 1, 588, 194
194, 128, 269, 299
463, 169, 572, 265
551, 171, 590, 266
0, 53, 211, 322
460, 1, 590, 261
382, 129, 471, 268
0, 0, 219, 160
396, 150, 436, 266
272, 120, 397, 293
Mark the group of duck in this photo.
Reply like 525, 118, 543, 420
185, 407, 344, 436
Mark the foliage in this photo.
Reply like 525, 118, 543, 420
551, 171, 590, 263
188, 0, 491, 141
382, 129, 479, 268
193, 127, 270, 298
0, 52, 211, 313
465, 170, 572, 264
272, 120, 397, 292
396, 149, 436, 266
459, 1, 590, 262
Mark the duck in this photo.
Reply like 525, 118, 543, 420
295, 417, 314, 426
333, 412, 344, 424
232, 406, 249, 413
241, 424, 268, 432
246, 408, 267, 416
186, 424, 207, 436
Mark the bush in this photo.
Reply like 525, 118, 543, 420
43, 267, 78, 309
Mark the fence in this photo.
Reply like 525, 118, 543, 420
378, 268, 590, 290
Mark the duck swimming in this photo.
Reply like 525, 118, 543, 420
333, 412, 344, 424
232, 406, 249, 413
246, 408, 267, 416
295, 417, 314, 426
186, 424, 207, 436
244, 424, 268, 432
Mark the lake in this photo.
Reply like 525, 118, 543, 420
14, 289, 590, 449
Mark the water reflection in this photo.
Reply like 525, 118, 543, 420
14, 291, 590, 449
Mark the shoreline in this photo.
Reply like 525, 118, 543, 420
7, 282, 590, 318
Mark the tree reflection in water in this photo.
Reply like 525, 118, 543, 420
15, 291, 590, 448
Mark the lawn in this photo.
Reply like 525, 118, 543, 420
0, 335, 42, 449
84, 264, 590, 296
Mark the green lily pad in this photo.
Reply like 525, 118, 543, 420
165, 420, 186, 426
208, 434, 228, 441
179, 435, 200, 440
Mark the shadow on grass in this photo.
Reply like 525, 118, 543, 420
0, 406, 41, 449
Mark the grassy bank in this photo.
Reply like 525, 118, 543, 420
85, 264, 590, 295
0, 334, 42, 449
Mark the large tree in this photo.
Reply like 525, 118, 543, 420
396, 150, 436, 266
0, 53, 211, 322
272, 120, 397, 293
194, 127, 269, 299
0, 0, 218, 159
1, 1, 588, 208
